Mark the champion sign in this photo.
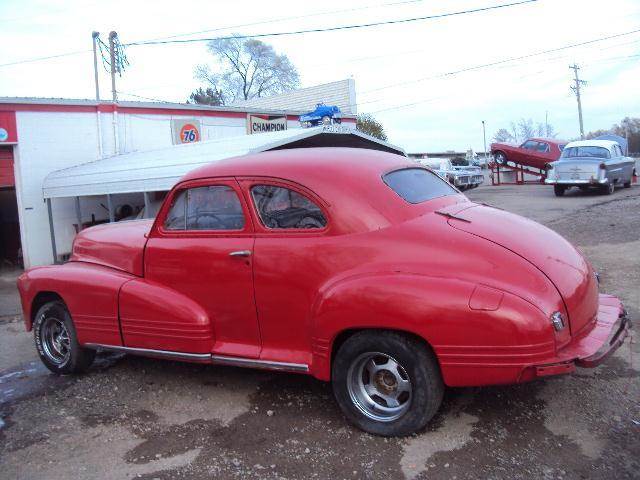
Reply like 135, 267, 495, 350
248, 114, 287, 134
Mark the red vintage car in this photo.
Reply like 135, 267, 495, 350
491, 137, 567, 170
17, 148, 629, 436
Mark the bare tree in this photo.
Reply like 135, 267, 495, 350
493, 128, 514, 143
495, 117, 557, 143
195, 35, 300, 102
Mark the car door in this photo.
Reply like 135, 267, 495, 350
238, 178, 331, 367
131, 178, 261, 358
516, 140, 539, 166
532, 141, 554, 169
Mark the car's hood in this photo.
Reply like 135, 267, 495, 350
70, 220, 153, 276
438, 203, 598, 334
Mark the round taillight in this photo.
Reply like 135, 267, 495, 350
599, 163, 606, 170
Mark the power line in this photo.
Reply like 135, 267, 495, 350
0, 49, 91, 68
360, 27, 640, 95
124, 0, 538, 46
137, 0, 428, 43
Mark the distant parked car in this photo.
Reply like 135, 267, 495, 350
491, 138, 567, 170
300, 103, 342, 127
545, 140, 635, 196
417, 158, 483, 190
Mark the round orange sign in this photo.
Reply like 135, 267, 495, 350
179, 123, 200, 143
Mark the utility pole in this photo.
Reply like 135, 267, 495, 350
569, 64, 586, 139
108, 31, 118, 102
91, 32, 100, 101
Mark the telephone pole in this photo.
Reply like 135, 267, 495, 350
91, 32, 100, 101
569, 64, 586, 139
108, 31, 118, 103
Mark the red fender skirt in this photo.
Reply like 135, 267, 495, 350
524, 294, 630, 381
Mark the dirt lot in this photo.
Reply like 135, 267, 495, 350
1, 183, 638, 480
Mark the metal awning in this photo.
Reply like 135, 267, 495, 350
42, 126, 405, 199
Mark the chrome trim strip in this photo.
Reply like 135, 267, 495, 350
84, 343, 212, 362
211, 354, 309, 372
84, 344, 310, 372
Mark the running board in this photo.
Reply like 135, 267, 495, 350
85, 344, 309, 373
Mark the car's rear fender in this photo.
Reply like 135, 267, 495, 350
309, 272, 556, 385
17, 262, 134, 346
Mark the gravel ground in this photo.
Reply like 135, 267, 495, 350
1, 183, 638, 480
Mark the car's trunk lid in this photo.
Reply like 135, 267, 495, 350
438, 203, 598, 334
552, 159, 601, 182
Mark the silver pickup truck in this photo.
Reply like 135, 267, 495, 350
545, 140, 635, 196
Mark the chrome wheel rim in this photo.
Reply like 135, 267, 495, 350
41, 316, 71, 365
347, 352, 412, 422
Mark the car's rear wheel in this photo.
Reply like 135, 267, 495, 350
332, 331, 444, 436
494, 152, 507, 165
554, 185, 566, 197
321, 115, 331, 125
33, 300, 95, 374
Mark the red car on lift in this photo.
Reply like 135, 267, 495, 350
491, 138, 567, 169
17, 148, 628, 436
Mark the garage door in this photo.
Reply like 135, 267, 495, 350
0, 146, 14, 187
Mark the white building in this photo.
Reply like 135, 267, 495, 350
0, 80, 366, 269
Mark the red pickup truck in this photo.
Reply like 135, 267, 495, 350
491, 138, 567, 170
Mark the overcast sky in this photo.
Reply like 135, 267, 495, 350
1, 0, 639, 151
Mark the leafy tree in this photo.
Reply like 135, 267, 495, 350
356, 114, 387, 141
187, 87, 224, 106
195, 35, 300, 102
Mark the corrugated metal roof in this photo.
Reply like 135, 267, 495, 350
233, 79, 357, 115
42, 126, 404, 199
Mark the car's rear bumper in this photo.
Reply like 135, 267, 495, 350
527, 294, 630, 379
544, 178, 608, 185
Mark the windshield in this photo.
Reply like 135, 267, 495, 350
561, 146, 610, 159
383, 168, 457, 204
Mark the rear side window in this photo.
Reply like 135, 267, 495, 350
164, 185, 245, 231
383, 168, 457, 204
536, 142, 550, 152
251, 185, 327, 229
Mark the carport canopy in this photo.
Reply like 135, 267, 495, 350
42, 126, 405, 199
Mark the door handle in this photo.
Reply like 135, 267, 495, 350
229, 250, 252, 257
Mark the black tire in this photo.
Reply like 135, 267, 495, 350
33, 300, 95, 375
321, 115, 331, 125
602, 182, 615, 195
554, 185, 566, 197
494, 152, 507, 165
332, 331, 444, 436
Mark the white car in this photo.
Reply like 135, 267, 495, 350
545, 140, 635, 196
416, 158, 483, 190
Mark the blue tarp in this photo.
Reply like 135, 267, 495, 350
595, 134, 628, 155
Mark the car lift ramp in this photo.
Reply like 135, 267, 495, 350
489, 161, 547, 186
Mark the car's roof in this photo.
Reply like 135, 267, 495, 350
564, 139, 618, 149
529, 137, 567, 145
179, 147, 464, 233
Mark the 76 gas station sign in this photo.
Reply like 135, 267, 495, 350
171, 119, 202, 144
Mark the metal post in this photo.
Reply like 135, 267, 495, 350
92, 31, 100, 101
570, 64, 586, 139
143, 192, 151, 219
75, 196, 82, 232
46, 198, 58, 264
482, 120, 487, 162
109, 31, 120, 155
107, 194, 115, 222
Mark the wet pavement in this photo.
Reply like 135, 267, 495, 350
0, 183, 638, 479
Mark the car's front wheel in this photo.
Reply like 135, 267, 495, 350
33, 300, 95, 374
332, 331, 444, 436
494, 152, 507, 165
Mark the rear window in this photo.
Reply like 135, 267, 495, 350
561, 146, 611, 159
383, 168, 457, 204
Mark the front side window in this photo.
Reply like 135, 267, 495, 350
251, 185, 327, 229
383, 168, 457, 204
164, 185, 245, 231
561, 146, 611, 159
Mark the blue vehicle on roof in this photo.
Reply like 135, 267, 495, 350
300, 103, 342, 127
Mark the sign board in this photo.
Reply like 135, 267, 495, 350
247, 114, 287, 135
0, 112, 18, 144
171, 119, 202, 144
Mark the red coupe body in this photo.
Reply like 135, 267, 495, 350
17, 148, 627, 388
491, 138, 567, 169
